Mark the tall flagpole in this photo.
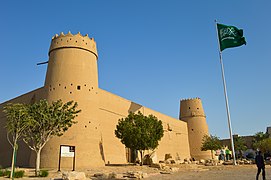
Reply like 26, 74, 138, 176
215, 20, 237, 165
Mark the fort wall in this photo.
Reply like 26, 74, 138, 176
180, 98, 211, 160
0, 32, 210, 168
99, 89, 190, 164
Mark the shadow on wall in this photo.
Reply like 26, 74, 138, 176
128, 102, 142, 114
99, 139, 105, 163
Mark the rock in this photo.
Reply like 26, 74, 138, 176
205, 162, 214, 166
160, 163, 166, 169
244, 160, 252, 164
170, 160, 176, 164
160, 171, 172, 174
150, 163, 162, 169
191, 161, 199, 164
124, 171, 146, 179
223, 161, 234, 165
200, 159, 206, 164
162, 165, 170, 171
237, 160, 244, 165
142, 173, 148, 178
93, 172, 109, 179
170, 167, 179, 172
62, 171, 86, 180
164, 159, 171, 164
175, 160, 184, 164
108, 172, 123, 179
165, 154, 172, 160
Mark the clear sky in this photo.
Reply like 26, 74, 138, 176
1, 1, 270, 139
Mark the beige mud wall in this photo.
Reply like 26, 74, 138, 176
99, 89, 191, 164
180, 98, 211, 160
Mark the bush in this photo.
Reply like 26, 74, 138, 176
14, 171, 24, 178
1, 170, 24, 178
4, 170, 11, 177
39, 170, 49, 177
0, 169, 5, 177
13, 170, 25, 178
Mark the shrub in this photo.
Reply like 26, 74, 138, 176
2, 170, 24, 178
0, 169, 5, 177
4, 170, 11, 177
39, 170, 49, 177
13, 170, 25, 178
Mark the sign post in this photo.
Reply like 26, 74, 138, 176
58, 145, 76, 171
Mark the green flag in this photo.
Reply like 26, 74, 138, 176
217, 23, 246, 51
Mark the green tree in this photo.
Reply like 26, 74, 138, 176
23, 99, 81, 176
253, 138, 271, 153
201, 134, 222, 159
3, 103, 30, 179
252, 132, 269, 150
115, 111, 164, 165
233, 136, 247, 159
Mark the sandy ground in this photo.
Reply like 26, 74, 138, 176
147, 164, 271, 180
0, 164, 270, 179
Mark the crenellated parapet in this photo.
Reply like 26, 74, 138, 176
180, 97, 205, 119
49, 31, 98, 58
179, 97, 211, 160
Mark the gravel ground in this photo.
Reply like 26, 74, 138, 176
147, 164, 271, 180
0, 164, 270, 179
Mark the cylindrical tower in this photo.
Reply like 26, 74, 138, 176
34, 32, 105, 168
179, 98, 211, 160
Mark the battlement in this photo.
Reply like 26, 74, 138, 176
49, 31, 98, 58
180, 97, 201, 102
179, 97, 205, 119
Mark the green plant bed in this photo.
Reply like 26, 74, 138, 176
39, 170, 49, 177
3, 170, 10, 177
2, 170, 25, 178
0, 169, 5, 177
14, 170, 25, 178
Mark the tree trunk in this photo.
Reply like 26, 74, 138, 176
35, 149, 41, 176
239, 150, 243, 160
10, 144, 17, 179
211, 150, 214, 159
140, 150, 143, 166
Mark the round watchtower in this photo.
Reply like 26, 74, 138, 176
179, 98, 211, 160
35, 32, 104, 168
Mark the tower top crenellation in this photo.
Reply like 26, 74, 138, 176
49, 31, 98, 58
180, 97, 201, 102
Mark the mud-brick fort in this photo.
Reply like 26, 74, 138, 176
0, 32, 211, 168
